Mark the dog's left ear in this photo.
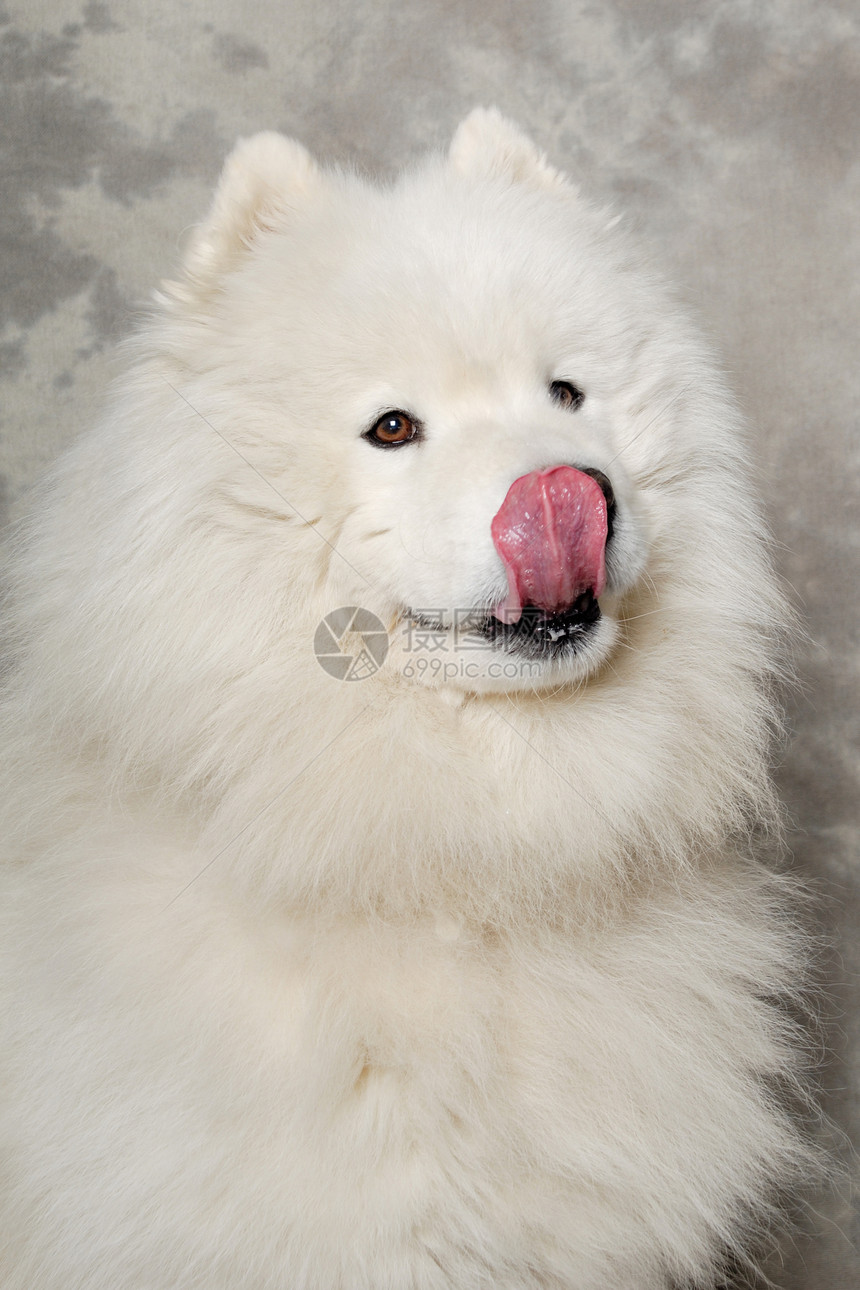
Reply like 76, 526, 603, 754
448, 108, 572, 191
165, 131, 320, 308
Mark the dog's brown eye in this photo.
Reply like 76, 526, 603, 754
365, 411, 421, 448
549, 380, 585, 411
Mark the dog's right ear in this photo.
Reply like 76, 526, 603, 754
448, 108, 572, 193
164, 132, 319, 307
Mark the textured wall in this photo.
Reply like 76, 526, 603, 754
1, 1, 857, 1282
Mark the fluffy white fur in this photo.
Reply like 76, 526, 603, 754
0, 110, 817, 1288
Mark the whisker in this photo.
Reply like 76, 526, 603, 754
604, 383, 696, 470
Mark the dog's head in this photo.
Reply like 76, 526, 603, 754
160, 108, 765, 696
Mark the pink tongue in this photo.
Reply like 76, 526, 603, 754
491, 466, 608, 624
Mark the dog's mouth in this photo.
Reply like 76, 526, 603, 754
407, 590, 601, 662
478, 589, 601, 659
403, 465, 612, 668
482, 464, 607, 659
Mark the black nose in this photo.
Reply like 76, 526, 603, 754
576, 466, 616, 542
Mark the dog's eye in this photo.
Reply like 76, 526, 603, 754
364, 411, 422, 449
549, 380, 585, 411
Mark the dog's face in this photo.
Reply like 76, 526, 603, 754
319, 216, 650, 692
165, 111, 735, 695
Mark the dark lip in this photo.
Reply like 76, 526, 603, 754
477, 590, 601, 660
407, 591, 601, 661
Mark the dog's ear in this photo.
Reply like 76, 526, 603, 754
448, 108, 572, 191
167, 132, 319, 305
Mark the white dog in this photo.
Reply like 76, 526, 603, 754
0, 110, 816, 1288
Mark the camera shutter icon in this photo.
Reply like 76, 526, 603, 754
314, 607, 389, 681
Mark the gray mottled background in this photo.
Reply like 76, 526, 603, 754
1, 1, 857, 1283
